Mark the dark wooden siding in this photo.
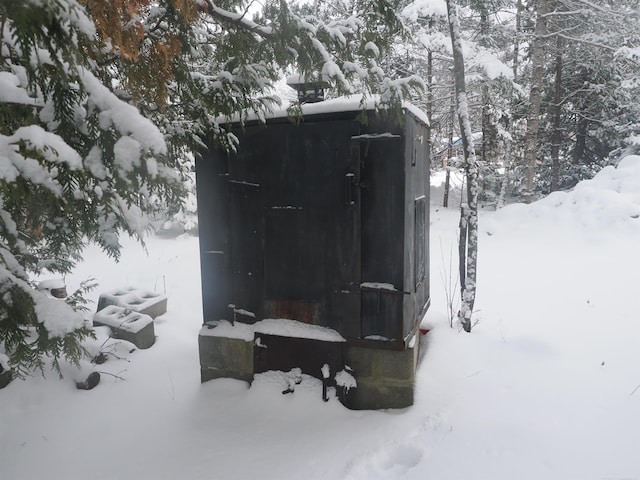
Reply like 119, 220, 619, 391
197, 108, 429, 347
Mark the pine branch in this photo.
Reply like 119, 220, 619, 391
198, 0, 275, 40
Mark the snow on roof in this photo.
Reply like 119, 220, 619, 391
222, 94, 429, 126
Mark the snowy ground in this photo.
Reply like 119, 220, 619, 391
2, 157, 640, 480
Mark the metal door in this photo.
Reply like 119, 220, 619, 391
358, 135, 405, 341
261, 120, 362, 338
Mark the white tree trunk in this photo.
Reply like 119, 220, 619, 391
445, 0, 479, 333
522, 0, 550, 203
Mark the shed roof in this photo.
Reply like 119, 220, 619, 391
220, 94, 429, 127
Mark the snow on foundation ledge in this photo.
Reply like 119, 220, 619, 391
200, 320, 254, 341
200, 318, 346, 343
360, 282, 398, 292
255, 319, 346, 342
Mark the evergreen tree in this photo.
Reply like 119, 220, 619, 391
0, 0, 180, 377
1, 0, 424, 378
503, 0, 640, 200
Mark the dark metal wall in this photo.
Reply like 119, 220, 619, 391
403, 114, 431, 340
196, 109, 429, 348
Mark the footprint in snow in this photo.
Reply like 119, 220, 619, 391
343, 444, 424, 480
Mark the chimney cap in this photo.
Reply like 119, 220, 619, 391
286, 73, 330, 103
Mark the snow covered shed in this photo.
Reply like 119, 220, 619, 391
196, 97, 430, 409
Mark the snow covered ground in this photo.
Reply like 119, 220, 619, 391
2, 157, 640, 480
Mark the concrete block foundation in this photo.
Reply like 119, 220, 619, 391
199, 326, 254, 384
343, 332, 420, 410
199, 322, 420, 410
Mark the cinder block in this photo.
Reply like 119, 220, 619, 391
0, 369, 12, 389
343, 331, 420, 410
97, 287, 167, 319
0, 354, 11, 390
198, 327, 254, 383
342, 381, 414, 410
93, 306, 155, 349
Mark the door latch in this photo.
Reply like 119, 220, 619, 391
345, 172, 357, 205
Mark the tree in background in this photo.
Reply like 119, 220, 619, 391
401, 0, 514, 330
443, 0, 479, 332
400, 0, 638, 329
507, 0, 640, 200
534, 0, 640, 194
521, 0, 549, 203
403, 0, 639, 205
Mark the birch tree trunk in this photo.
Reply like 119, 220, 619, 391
445, 0, 479, 333
496, 135, 512, 209
550, 34, 564, 192
426, 18, 434, 170
479, 6, 491, 164
522, 0, 550, 203
513, 0, 523, 81
443, 92, 455, 208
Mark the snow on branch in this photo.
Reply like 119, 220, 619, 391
198, 0, 275, 39
616, 46, 640, 64
545, 33, 619, 52
0, 220, 83, 339
0, 72, 41, 107
56, 0, 96, 37
401, 0, 448, 22
565, 0, 635, 16
79, 67, 167, 155
417, 30, 451, 53
450, 37, 513, 81
379, 75, 426, 106
469, 50, 513, 81
34, 294, 85, 337
0, 126, 82, 194
9, 126, 83, 169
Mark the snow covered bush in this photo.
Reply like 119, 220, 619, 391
0, 1, 182, 377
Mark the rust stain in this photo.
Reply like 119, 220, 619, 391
270, 300, 317, 324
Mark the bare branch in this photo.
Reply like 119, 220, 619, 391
98, 370, 128, 381
564, 0, 637, 17
545, 32, 618, 52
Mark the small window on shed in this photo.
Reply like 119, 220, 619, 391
414, 196, 427, 289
